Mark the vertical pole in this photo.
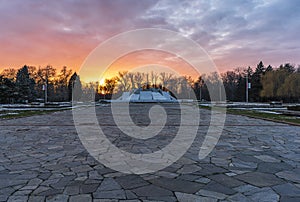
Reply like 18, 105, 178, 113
219, 81, 222, 101
200, 85, 202, 102
44, 66, 49, 104
45, 79, 47, 103
246, 74, 248, 103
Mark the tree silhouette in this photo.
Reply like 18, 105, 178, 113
16, 65, 35, 103
68, 72, 82, 101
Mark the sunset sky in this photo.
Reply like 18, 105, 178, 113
0, 0, 300, 81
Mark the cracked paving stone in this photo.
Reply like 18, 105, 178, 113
177, 164, 202, 174
257, 162, 293, 173
20, 185, 38, 190
147, 196, 178, 202
28, 196, 46, 202
84, 179, 102, 185
234, 184, 259, 193
63, 185, 80, 195
273, 183, 300, 197
245, 187, 279, 202
27, 178, 43, 186
175, 192, 217, 202
195, 164, 227, 176
131, 185, 173, 197
195, 177, 211, 184
196, 189, 228, 199
50, 175, 76, 189
176, 174, 200, 181
1, 105, 300, 201
32, 186, 51, 195
231, 158, 257, 169
80, 183, 99, 193
254, 155, 281, 163
155, 171, 179, 178
7, 195, 29, 202
202, 181, 237, 195
125, 190, 138, 199
0, 186, 15, 198
0, 179, 28, 189
226, 193, 252, 202
115, 175, 149, 189
38, 188, 64, 196
225, 172, 237, 177
71, 165, 93, 173
93, 189, 126, 199
0, 166, 6, 172
150, 177, 203, 193
88, 170, 103, 180
234, 172, 284, 187
97, 178, 121, 191
13, 190, 33, 195
46, 194, 69, 202
275, 170, 300, 184
279, 196, 300, 202
208, 174, 245, 188
69, 194, 92, 202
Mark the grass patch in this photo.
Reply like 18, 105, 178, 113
227, 109, 300, 125
199, 105, 300, 125
0, 109, 69, 119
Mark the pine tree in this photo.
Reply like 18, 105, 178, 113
68, 72, 82, 101
250, 61, 265, 102
0, 76, 17, 103
16, 65, 35, 103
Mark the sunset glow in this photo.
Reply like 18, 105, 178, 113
81, 50, 200, 82
0, 0, 300, 82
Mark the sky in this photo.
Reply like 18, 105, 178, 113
0, 0, 299, 81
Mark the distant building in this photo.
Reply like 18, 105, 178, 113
117, 87, 177, 103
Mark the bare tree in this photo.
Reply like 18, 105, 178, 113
134, 72, 144, 88
150, 71, 159, 86
127, 72, 135, 89
0, 68, 17, 81
117, 71, 131, 91
159, 72, 173, 88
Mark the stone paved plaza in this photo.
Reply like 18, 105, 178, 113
0, 104, 300, 202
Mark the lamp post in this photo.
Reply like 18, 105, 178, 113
44, 80, 47, 103
219, 80, 222, 101
246, 74, 248, 103
42, 73, 48, 103
199, 79, 204, 102
44, 66, 49, 104
39, 66, 51, 104
245, 74, 251, 103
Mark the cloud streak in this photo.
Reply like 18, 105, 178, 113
0, 0, 299, 73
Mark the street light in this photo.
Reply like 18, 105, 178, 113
245, 74, 251, 103
42, 82, 47, 103
199, 79, 204, 102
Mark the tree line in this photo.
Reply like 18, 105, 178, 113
97, 61, 300, 103
0, 65, 80, 103
221, 61, 300, 102
0, 61, 299, 104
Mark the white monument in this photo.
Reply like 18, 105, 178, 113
117, 88, 177, 103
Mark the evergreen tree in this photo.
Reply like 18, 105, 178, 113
68, 72, 82, 101
250, 61, 265, 102
279, 63, 295, 73
265, 65, 273, 72
0, 76, 17, 103
15, 65, 36, 103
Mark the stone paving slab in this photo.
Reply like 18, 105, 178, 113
0, 104, 299, 201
